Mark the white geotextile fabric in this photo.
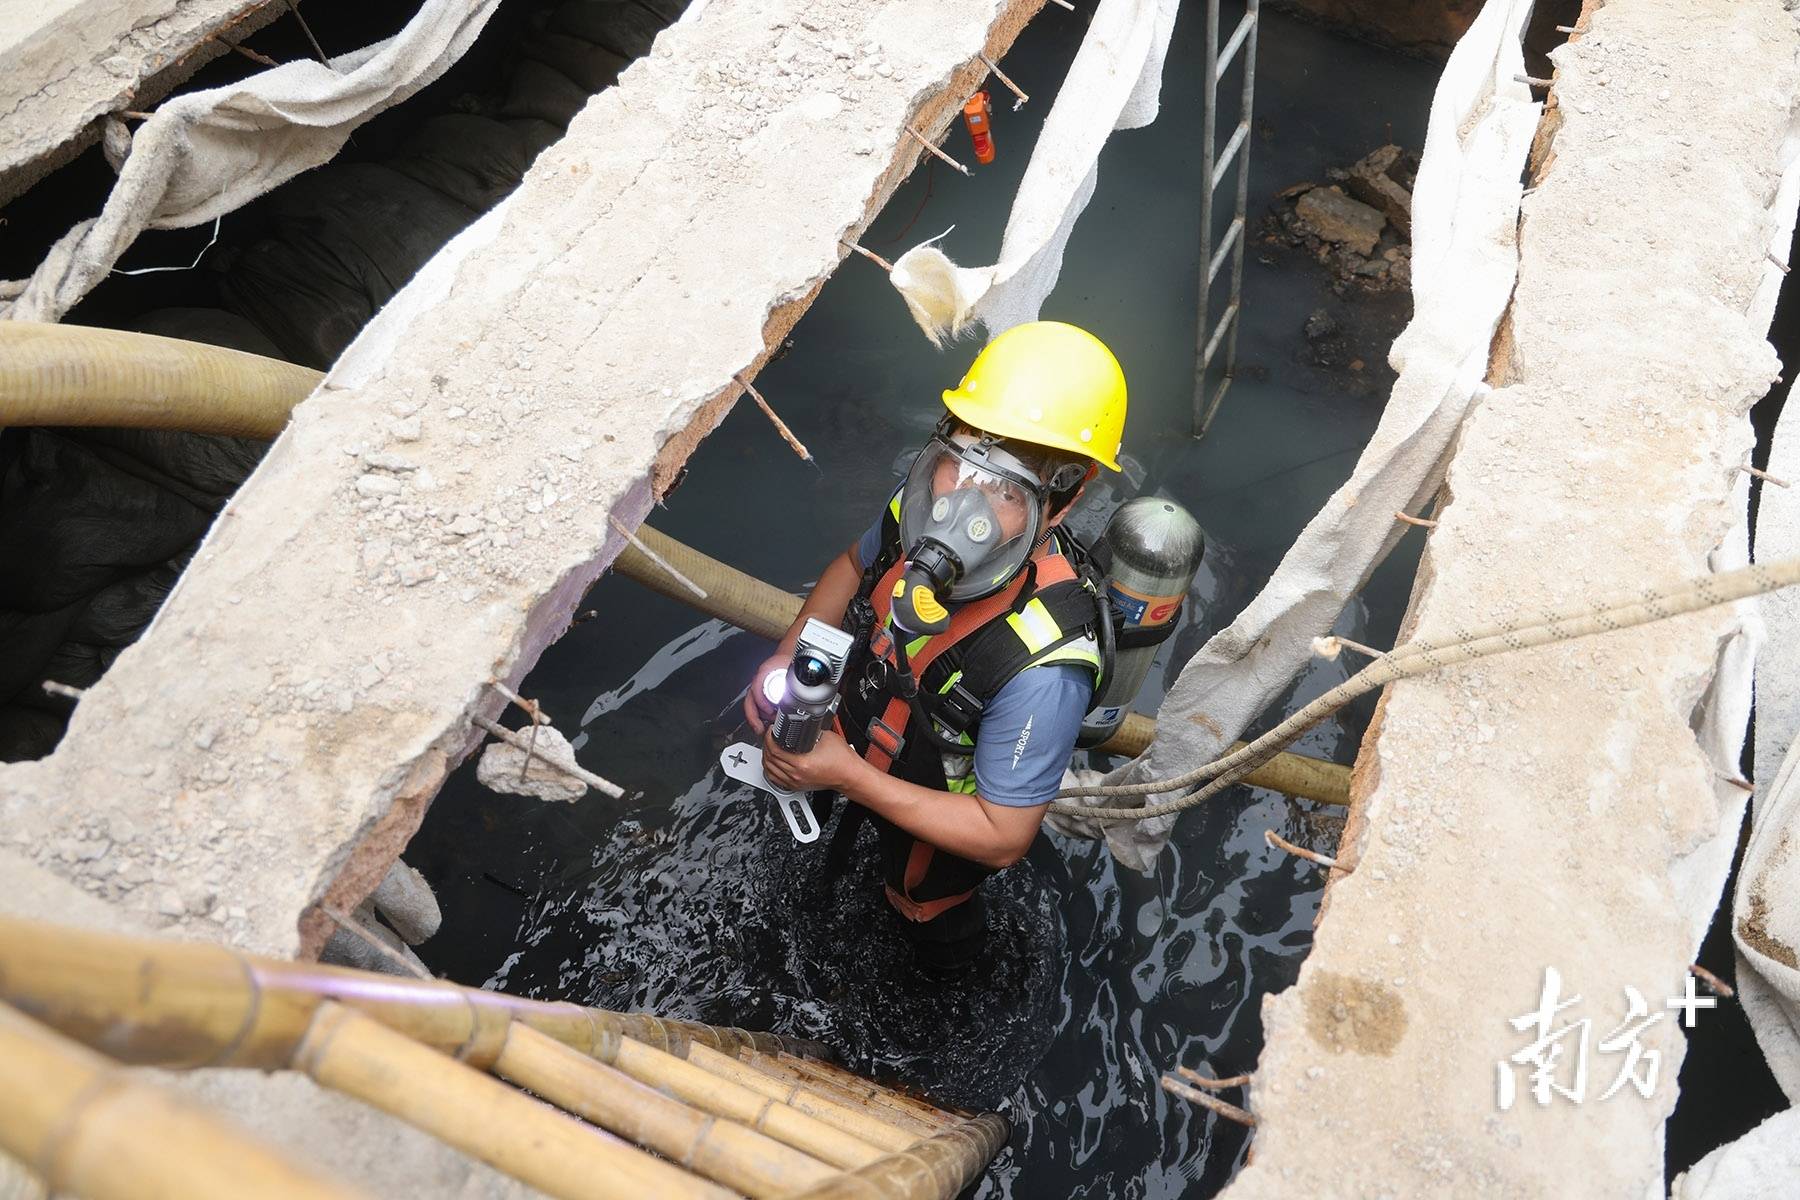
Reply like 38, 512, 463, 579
1050, 0, 1542, 868
0, 0, 503, 324
887, 0, 1179, 343
1742, 380, 1800, 1107
1672, 1108, 1800, 1200
1680, 88, 1800, 1191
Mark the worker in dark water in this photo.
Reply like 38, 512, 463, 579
744, 321, 1127, 975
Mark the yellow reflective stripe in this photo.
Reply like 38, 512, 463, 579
905, 634, 930, 658
946, 774, 979, 794
937, 669, 963, 695
888, 494, 902, 520
1031, 643, 1102, 672
1005, 596, 1061, 654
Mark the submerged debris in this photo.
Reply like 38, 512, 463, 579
1267, 143, 1418, 293
476, 725, 588, 802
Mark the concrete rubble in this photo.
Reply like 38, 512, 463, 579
1224, 1, 1800, 1196
0, 0, 277, 205
1294, 184, 1386, 255
1273, 145, 1417, 292
0, 0, 1048, 990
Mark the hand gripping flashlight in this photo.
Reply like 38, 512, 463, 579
719, 618, 855, 843
767, 620, 854, 752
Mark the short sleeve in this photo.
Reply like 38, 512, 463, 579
971, 663, 1094, 808
852, 519, 884, 573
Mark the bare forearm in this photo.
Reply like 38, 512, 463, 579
838, 758, 1041, 869
778, 549, 862, 656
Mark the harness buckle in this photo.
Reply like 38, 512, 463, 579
935, 680, 985, 732
866, 715, 905, 762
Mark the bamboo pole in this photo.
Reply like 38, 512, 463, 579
0, 1002, 366, 1200
492, 1024, 835, 1199
746, 1052, 946, 1138
609, 1036, 886, 1170
774, 1052, 963, 1128
610, 526, 1352, 805
295, 1002, 731, 1200
785, 1115, 1011, 1200
684, 1042, 919, 1152
0, 916, 815, 1070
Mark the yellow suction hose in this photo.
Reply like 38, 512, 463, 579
615, 527, 1351, 807
0, 322, 322, 438
0, 322, 1351, 806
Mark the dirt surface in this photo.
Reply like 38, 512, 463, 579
0, 0, 1047, 960
1223, 1, 1800, 1195
0, 0, 275, 204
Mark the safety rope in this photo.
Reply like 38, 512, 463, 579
1049, 553, 1800, 821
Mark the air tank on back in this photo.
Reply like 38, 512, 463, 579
1081, 496, 1206, 746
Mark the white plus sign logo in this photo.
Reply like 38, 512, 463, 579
1666, 975, 1718, 1028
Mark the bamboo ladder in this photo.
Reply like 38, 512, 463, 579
0, 916, 1007, 1199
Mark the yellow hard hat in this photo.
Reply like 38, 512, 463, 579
941, 321, 1127, 471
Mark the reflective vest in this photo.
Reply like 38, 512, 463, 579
837, 495, 1103, 921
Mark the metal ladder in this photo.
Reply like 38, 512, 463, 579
1191, 0, 1261, 439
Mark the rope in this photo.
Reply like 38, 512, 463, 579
1050, 553, 1800, 821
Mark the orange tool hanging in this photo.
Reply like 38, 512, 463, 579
962, 91, 996, 165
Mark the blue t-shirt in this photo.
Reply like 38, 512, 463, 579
852, 522, 1090, 809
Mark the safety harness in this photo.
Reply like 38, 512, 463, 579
837, 495, 1106, 921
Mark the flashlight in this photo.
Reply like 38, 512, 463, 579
769, 620, 854, 754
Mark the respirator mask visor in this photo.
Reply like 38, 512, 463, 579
897, 427, 1049, 603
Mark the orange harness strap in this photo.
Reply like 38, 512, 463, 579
852, 550, 1079, 924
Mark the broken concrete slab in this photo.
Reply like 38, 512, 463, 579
1294, 184, 1385, 255
1344, 143, 1413, 236
1224, 1, 1799, 1195
477, 726, 587, 802
0, 0, 1048, 960
0, 0, 277, 205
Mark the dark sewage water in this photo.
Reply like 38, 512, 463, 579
406, 7, 1439, 1196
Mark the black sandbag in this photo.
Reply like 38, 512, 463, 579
623, 0, 685, 28
517, 29, 630, 94
217, 164, 479, 369
131, 306, 285, 358
0, 432, 213, 612
550, 0, 669, 60
499, 56, 591, 128
391, 113, 543, 212
505, 116, 570, 160
0, 603, 85, 700
70, 428, 268, 505
0, 704, 70, 763
66, 559, 187, 647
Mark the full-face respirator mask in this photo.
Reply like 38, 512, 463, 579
889, 422, 1087, 635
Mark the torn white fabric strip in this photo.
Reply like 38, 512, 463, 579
1049, 0, 1541, 869
889, 0, 1179, 344
1742, 378, 1800, 1106
1, 0, 503, 324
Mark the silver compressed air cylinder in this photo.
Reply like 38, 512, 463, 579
1082, 496, 1206, 746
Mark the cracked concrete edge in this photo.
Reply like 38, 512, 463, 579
285, 0, 1050, 961
0, 0, 284, 207
0, 0, 1049, 963
1222, 0, 1800, 1195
